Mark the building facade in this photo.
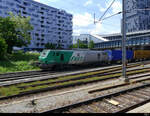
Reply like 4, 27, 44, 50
125, 0, 150, 33
0, 0, 73, 50
95, 30, 150, 50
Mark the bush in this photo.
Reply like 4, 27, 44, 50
0, 38, 7, 59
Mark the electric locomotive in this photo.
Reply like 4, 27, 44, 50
39, 49, 109, 70
38, 49, 150, 70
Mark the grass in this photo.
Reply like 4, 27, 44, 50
0, 51, 40, 74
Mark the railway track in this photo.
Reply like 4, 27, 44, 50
0, 70, 55, 79
0, 63, 150, 101
45, 81, 150, 113
0, 71, 149, 113
0, 61, 149, 87
0, 60, 148, 78
0, 62, 150, 113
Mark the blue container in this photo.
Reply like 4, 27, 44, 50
105, 50, 134, 62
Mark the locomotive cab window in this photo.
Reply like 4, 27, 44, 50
43, 52, 46, 56
41, 50, 48, 57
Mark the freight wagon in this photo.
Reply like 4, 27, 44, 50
134, 50, 150, 61
105, 50, 134, 63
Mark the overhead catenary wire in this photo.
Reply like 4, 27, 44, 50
72, 0, 150, 34
94, 0, 122, 24
97, 8, 150, 23
99, 0, 116, 21
100, 11, 122, 22
100, 0, 115, 18
96, 0, 150, 23
49, 0, 123, 27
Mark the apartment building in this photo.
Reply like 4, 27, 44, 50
125, 0, 150, 33
0, 0, 73, 50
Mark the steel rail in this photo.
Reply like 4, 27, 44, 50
0, 67, 150, 101
0, 60, 149, 78
44, 83, 150, 113
0, 62, 148, 88
0, 61, 147, 85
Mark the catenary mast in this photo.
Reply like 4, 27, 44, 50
122, 0, 129, 82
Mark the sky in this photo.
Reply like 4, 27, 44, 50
34, 0, 122, 35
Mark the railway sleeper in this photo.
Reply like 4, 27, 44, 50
135, 91, 150, 98
127, 92, 149, 100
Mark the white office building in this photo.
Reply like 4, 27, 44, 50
0, 0, 73, 50
73, 34, 108, 44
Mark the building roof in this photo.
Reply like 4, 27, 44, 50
72, 34, 109, 44
99, 30, 150, 38
91, 34, 109, 42
100, 33, 121, 38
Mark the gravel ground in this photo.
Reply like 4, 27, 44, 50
0, 64, 150, 113
0, 77, 149, 113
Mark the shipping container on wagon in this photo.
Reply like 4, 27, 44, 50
105, 50, 134, 61
134, 50, 150, 60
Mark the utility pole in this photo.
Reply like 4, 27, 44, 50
77, 39, 79, 49
88, 35, 92, 49
122, 0, 129, 82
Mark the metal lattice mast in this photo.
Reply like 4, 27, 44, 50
122, 0, 129, 82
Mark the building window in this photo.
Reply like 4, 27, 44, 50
23, 2, 30, 6
41, 43, 45, 46
14, 0, 21, 4
23, 11, 27, 15
36, 43, 40, 46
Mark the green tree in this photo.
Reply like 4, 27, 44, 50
0, 16, 17, 53
57, 44, 62, 49
9, 12, 33, 47
79, 40, 88, 48
69, 45, 73, 49
45, 43, 56, 49
0, 12, 33, 53
73, 40, 88, 49
88, 40, 94, 49
73, 44, 78, 48
0, 37, 7, 59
